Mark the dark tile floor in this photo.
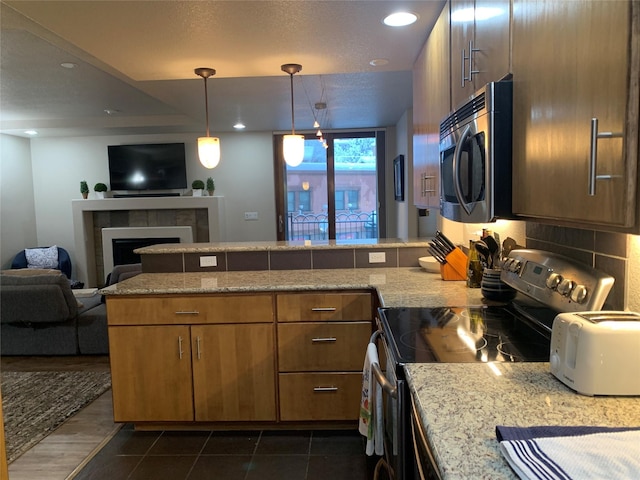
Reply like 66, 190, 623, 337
74, 425, 382, 480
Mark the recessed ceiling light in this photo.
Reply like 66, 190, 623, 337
383, 12, 418, 27
24, 130, 38, 136
234, 122, 246, 130
369, 58, 389, 67
60, 62, 77, 69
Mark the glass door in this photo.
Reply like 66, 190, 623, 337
275, 131, 385, 241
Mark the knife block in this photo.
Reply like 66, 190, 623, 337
440, 247, 468, 281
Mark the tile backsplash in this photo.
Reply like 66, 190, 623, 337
525, 223, 628, 310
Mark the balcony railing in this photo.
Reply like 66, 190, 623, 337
287, 211, 377, 240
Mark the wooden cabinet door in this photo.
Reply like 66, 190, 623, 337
413, 2, 450, 208
451, 0, 476, 107
473, 0, 511, 87
512, 0, 636, 227
109, 325, 194, 422
191, 324, 276, 422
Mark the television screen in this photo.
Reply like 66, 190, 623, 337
108, 143, 187, 191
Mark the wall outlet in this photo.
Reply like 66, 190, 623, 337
199, 255, 218, 267
368, 252, 386, 263
244, 212, 259, 220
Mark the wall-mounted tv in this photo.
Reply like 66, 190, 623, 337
108, 143, 187, 191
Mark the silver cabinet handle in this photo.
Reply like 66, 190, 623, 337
468, 40, 480, 82
178, 336, 184, 360
311, 307, 337, 312
313, 386, 338, 392
196, 336, 202, 360
589, 118, 624, 196
311, 337, 337, 343
175, 310, 200, 315
461, 47, 467, 86
424, 175, 436, 195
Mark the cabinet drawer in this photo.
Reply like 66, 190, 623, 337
277, 322, 371, 372
107, 294, 273, 325
276, 293, 372, 322
278, 373, 362, 421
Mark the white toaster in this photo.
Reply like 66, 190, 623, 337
550, 311, 640, 396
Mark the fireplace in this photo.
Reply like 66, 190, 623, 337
112, 237, 180, 267
101, 226, 193, 280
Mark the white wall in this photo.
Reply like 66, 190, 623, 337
27, 131, 276, 270
392, 109, 418, 240
0, 134, 37, 269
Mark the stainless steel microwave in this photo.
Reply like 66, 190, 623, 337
439, 81, 513, 223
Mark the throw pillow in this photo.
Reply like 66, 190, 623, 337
25, 245, 59, 269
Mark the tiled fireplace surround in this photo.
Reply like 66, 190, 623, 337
138, 222, 630, 311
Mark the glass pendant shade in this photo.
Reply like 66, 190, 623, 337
198, 136, 221, 169
283, 134, 304, 167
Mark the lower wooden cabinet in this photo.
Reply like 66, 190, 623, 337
278, 373, 363, 421
107, 290, 373, 426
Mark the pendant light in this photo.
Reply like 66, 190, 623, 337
281, 63, 304, 167
194, 67, 220, 169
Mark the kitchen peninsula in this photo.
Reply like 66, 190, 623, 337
101, 241, 640, 479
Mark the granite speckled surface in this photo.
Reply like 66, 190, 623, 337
405, 363, 640, 480
101, 267, 486, 307
134, 238, 430, 254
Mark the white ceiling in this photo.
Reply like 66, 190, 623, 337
0, 0, 445, 138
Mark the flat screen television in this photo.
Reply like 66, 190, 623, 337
108, 143, 187, 191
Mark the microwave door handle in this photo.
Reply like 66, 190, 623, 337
452, 124, 473, 215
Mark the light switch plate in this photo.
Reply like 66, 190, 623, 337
368, 252, 386, 263
199, 256, 218, 267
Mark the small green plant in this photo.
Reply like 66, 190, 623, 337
206, 177, 215, 193
94, 182, 108, 192
191, 179, 205, 190
80, 181, 89, 194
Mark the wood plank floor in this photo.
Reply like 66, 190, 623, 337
1, 356, 119, 480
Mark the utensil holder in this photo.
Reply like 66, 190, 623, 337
440, 247, 468, 281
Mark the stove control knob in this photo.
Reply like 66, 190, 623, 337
557, 278, 575, 296
509, 260, 521, 273
570, 284, 588, 303
546, 273, 562, 290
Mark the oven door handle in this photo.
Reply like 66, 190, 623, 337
452, 123, 473, 216
369, 329, 398, 399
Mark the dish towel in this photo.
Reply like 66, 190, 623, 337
496, 425, 640, 480
359, 342, 384, 456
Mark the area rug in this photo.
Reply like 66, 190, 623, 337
1, 370, 111, 463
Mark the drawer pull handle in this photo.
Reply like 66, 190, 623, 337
178, 336, 184, 360
311, 337, 337, 343
196, 336, 202, 360
588, 117, 623, 196
311, 307, 337, 312
313, 386, 338, 392
175, 310, 200, 315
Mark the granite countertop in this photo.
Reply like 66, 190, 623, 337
101, 267, 486, 308
405, 363, 640, 480
134, 238, 431, 254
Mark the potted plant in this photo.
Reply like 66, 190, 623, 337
192, 179, 205, 197
80, 180, 89, 199
94, 182, 108, 199
206, 177, 215, 196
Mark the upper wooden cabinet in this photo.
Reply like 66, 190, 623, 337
511, 0, 640, 230
450, 0, 511, 108
413, 3, 450, 208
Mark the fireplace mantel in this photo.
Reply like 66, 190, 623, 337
72, 196, 225, 287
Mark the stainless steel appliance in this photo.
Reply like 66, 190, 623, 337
373, 249, 614, 480
439, 81, 513, 223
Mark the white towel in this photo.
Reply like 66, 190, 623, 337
498, 427, 640, 480
359, 342, 384, 456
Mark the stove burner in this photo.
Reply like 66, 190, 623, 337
497, 341, 550, 362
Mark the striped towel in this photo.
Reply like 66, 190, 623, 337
496, 425, 640, 480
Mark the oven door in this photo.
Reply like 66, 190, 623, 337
439, 113, 491, 223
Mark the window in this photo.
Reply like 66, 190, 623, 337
335, 189, 360, 211
288, 190, 311, 213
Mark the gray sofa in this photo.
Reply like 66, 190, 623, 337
0, 269, 109, 355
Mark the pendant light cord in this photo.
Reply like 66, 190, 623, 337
203, 76, 210, 137
289, 73, 295, 135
